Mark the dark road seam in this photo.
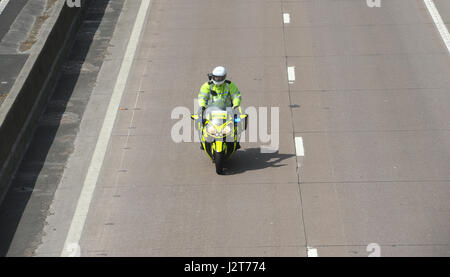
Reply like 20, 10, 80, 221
281, 0, 309, 257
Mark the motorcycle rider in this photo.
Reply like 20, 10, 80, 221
197, 66, 243, 150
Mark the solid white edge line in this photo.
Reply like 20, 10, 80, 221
424, 0, 450, 54
60, 0, 152, 257
307, 247, 318, 257
287, 66, 295, 83
295, 137, 304, 157
0, 0, 11, 15
283, 13, 290, 24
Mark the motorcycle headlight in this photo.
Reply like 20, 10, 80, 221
206, 124, 216, 135
221, 125, 232, 136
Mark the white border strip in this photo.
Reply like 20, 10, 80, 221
295, 137, 304, 157
283, 13, 290, 24
424, 0, 450, 54
0, 0, 11, 15
288, 66, 296, 84
60, 0, 152, 257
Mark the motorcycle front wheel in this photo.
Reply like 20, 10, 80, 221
214, 151, 224, 175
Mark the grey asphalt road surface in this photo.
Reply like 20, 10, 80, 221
1, 0, 450, 257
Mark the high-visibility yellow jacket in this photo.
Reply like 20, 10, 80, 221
198, 80, 241, 108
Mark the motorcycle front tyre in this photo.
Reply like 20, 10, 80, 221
214, 151, 224, 175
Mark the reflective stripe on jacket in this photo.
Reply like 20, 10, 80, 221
198, 81, 241, 108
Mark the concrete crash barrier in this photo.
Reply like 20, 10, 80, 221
0, 0, 88, 203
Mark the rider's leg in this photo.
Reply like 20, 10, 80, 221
231, 106, 242, 150
198, 129, 204, 150
198, 106, 206, 150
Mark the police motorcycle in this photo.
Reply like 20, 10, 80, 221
191, 76, 248, 175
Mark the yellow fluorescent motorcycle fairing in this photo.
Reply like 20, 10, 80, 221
191, 105, 248, 175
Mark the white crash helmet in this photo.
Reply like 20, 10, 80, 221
211, 66, 227, 85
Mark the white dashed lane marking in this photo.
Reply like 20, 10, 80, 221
283, 13, 290, 24
287, 66, 296, 84
307, 247, 318, 257
295, 137, 304, 157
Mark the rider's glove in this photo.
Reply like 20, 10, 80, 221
200, 107, 206, 124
